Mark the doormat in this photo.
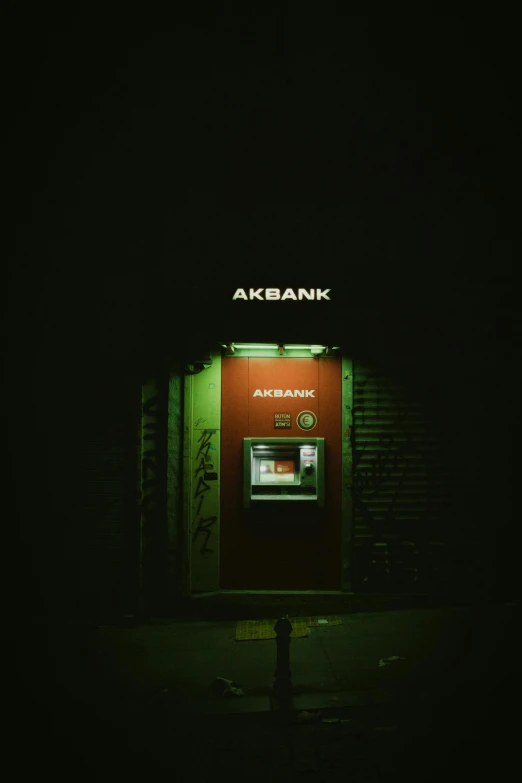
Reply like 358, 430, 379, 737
235, 615, 342, 641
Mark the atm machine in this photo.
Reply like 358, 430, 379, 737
243, 438, 325, 508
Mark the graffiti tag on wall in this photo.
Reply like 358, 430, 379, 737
140, 393, 160, 534
191, 429, 218, 554
351, 372, 435, 589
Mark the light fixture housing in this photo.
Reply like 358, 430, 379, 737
220, 342, 338, 357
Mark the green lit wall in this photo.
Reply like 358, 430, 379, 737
182, 351, 222, 594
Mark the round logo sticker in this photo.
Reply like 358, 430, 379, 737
296, 410, 317, 431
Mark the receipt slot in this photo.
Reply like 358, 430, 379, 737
243, 438, 325, 508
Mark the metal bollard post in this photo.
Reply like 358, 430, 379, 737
272, 615, 293, 709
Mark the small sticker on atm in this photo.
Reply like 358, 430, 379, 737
303, 451, 315, 455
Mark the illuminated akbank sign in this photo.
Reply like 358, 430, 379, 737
253, 389, 315, 397
233, 288, 331, 301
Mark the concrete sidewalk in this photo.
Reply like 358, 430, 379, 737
90, 603, 518, 712
20, 602, 520, 778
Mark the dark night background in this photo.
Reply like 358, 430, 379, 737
4, 8, 518, 768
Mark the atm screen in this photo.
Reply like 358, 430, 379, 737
243, 437, 325, 508
259, 459, 295, 483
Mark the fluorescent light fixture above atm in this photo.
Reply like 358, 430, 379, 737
232, 343, 279, 349
221, 343, 341, 356
284, 344, 326, 351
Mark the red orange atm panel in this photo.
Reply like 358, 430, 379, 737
220, 357, 341, 589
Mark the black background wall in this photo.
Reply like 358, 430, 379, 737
5, 10, 517, 625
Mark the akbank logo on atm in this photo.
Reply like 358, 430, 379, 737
252, 389, 315, 397
296, 410, 317, 431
